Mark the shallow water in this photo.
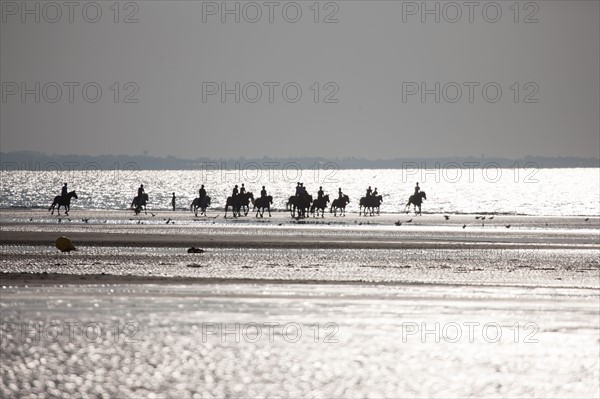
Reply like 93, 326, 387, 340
2, 168, 599, 216
1, 283, 598, 398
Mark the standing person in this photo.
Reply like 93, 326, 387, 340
171, 192, 176, 211
261, 186, 267, 198
232, 185, 239, 197
414, 182, 420, 195
240, 183, 246, 195
199, 185, 206, 200
61, 183, 68, 198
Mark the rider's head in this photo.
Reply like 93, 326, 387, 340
235, 185, 238, 188
262, 186, 265, 189
141, 184, 144, 188
320, 186, 322, 189
201, 185, 204, 188
63, 183, 67, 186
242, 183, 244, 186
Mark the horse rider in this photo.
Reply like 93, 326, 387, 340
300, 183, 308, 196
373, 187, 378, 197
199, 184, 206, 200
261, 186, 267, 198
414, 182, 420, 195
317, 186, 324, 200
61, 183, 68, 198
366, 186, 372, 197
138, 184, 145, 198
232, 185, 239, 197
295, 182, 302, 196
240, 183, 246, 195
338, 188, 344, 199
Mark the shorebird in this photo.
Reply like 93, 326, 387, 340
505, 225, 511, 228
489, 216, 494, 220
444, 215, 450, 220
585, 218, 589, 222
394, 221, 402, 226
481, 216, 486, 220
462, 224, 466, 229
82, 218, 89, 223
406, 219, 412, 223
166, 218, 171, 224
151, 213, 156, 217
55, 236, 76, 252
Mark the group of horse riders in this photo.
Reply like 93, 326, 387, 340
52, 181, 425, 216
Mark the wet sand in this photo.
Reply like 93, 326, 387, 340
1, 208, 599, 398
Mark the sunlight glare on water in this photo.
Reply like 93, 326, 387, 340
1, 168, 598, 216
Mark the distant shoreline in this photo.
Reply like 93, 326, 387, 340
2, 151, 599, 170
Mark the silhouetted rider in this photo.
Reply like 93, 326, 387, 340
317, 186, 324, 199
240, 184, 246, 195
261, 186, 267, 198
366, 186, 372, 197
232, 185, 239, 197
61, 183, 68, 198
414, 182, 420, 195
199, 185, 206, 199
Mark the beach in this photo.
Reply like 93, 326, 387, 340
1, 208, 599, 397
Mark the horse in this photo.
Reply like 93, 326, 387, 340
253, 195, 273, 218
330, 195, 350, 217
405, 191, 426, 215
310, 195, 330, 218
287, 194, 312, 218
224, 192, 254, 218
49, 191, 78, 215
131, 193, 149, 215
359, 195, 383, 216
190, 196, 211, 217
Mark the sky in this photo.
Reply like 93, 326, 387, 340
1, 1, 599, 160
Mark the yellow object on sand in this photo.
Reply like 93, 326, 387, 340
55, 236, 76, 252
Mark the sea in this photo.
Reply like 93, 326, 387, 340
1, 167, 599, 216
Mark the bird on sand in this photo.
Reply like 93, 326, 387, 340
406, 219, 412, 223
151, 213, 156, 217
444, 215, 450, 220
584, 218, 589, 222
475, 216, 480, 219
166, 218, 171, 224
394, 221, 402, 226
489, 216, 494, 220
462, 224, 466, 229
505, 225, 511, 228
55, 236, 76, 252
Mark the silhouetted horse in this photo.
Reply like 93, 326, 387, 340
131, 193, 149, 215
253, 195, 273, 218
359, 195, 383, 216
287, 194, 312, 218
49, 191, 78, 215
330, 195, 350, 217
224, 192, 254, 218
191, 196, 211, 217
310, 195, 330, 218
405, 191, 426, 215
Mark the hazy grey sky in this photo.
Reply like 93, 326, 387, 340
1, 1, 598, 160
